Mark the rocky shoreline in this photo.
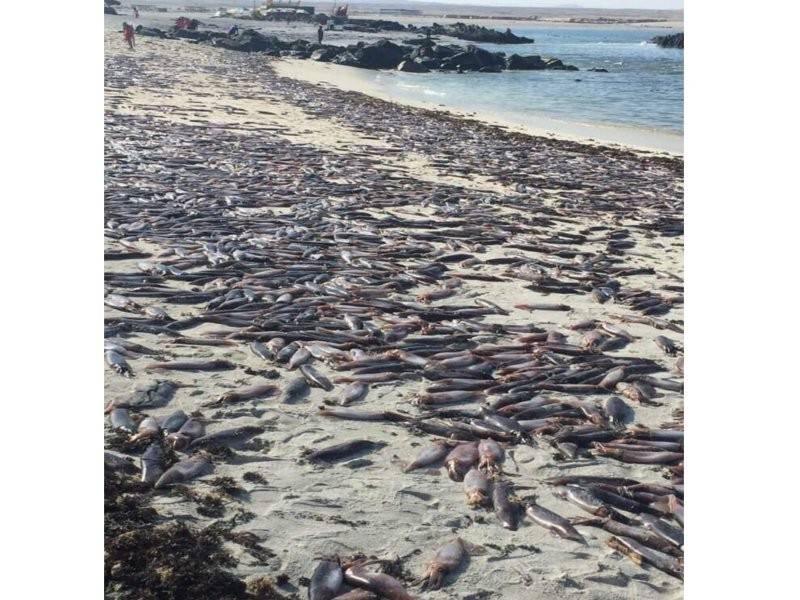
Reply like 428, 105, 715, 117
136, 26, 578, 73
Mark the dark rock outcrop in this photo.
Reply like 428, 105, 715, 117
104, 6, 118, 15
505, 54, 547, 70
440, 45, 505, 72
505, 54, 578, 71
135, 26, 167, 38
651, 33, 683, 49
213, 30, 281, 53
403, 37, 437, 46
397, 60, 430, 73
169, 28, 225, 42
412, 22, 534, 44
343, 19, 406, 33
133, 28, 578, 74
310, 47, 341, 62
543, 57, 579, 71
351, 39, 410, 69
331, 52, 360, 68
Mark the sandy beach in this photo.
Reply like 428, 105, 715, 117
105, 22, 683, 600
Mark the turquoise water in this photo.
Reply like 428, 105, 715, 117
370, 26, 683, 137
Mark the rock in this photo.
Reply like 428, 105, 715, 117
135, 26, 166, 38
416, 57, 443, 70
282, 50, 311, 59
285, 39, 312, 53
351, 39, 410, 70
310, 47, 341, 62
403, 37, 436, 47
104, 6, 118, 15
431, 44, 461, 58
440, 45, 505, 72
397, 60, 430, 73
651, 32, 683, 49
213, 30, 281, 53
411, 43, 458, 63
505, 54, 578, 71
331, 52, 361, 68
139, 28, 579, 76
440, 51, 479, 71
544, 57, 579, 71
344, 19, 406, 33
413, 22, 534, 44
505, 54, 547, 70
169, 28, 215, 42
588, 68, 609, 73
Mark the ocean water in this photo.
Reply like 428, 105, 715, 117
104, 10, 683, 150
361, 26, 683, 143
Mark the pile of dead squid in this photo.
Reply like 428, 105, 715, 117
105, 43, 684, 598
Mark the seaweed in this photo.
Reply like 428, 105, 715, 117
210, 476, 247, 497
484, 543, 541, 563
105, 429, 154, 454
246, 576, 293, 599
105, 469, 157, 537
170, 485, 227, 518
243, 471, 268, 484
105, 469, 249, 599
462, 592, 496, 600
223, 530, 276, 564
106, 521, 247, 599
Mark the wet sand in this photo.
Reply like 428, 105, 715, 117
271, 59, 683, 155
105, 30, 683, 600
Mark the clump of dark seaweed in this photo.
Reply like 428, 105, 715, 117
243, 471, 268, 484
210, 476, 246, 497
105, 429, 153, 454
106, 521, 247, 599
246, 576, 295, 599
105, 469, 249, 599
105, 469, 157, 536
170, 484, 228, 518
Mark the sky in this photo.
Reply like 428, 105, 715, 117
160, 1, 683, 9
157, 0, 683, 9
406, 1, 683, 7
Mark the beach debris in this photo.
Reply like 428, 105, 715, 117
154, 455, 214, 488
414, 537, 473, 590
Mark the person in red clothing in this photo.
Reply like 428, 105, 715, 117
122, 22, 135, 50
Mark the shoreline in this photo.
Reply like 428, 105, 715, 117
272, 58, 684, 156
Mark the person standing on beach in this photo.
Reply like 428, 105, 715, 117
317, 25, 324, 44
133, 6, 139, 19
122, 22, 135, 50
